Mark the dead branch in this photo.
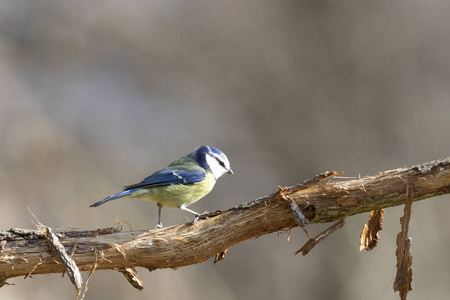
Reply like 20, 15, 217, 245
1, 157, 450, 288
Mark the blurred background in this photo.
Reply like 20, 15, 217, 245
1, 1, 450, 299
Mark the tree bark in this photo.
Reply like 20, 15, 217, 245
1, 157, 450, 285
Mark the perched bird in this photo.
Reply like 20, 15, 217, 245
90, 145, 233, 228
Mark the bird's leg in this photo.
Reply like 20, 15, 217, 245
180, 206, 200, 216
155, 203, 163, 228
179, 206, 210, 227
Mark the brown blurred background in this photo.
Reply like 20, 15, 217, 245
1, 1, 450, 299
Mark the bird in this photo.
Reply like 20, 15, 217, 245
90, 145, 233, 228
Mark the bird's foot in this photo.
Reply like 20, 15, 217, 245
192, 211, 210, 228
155, 222, 163, 229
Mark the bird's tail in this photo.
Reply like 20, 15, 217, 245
90, 189, 136, 207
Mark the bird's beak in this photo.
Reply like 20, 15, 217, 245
228, 169, 234, 174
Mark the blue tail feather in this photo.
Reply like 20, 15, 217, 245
90, 189, 136, 207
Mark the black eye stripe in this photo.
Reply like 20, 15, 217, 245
210, 153, 227, 168
215, 156, 225, 166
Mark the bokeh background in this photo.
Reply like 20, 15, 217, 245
1, 1, 450, 299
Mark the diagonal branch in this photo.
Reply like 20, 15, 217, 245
1, 157, 450, 286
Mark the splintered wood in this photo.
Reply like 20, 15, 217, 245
295, 204, 361, 256
214, 249, 228, 264
118, 267, 144, 291
394, 185, 414, 299
45, 228, 83, 297
360, 209, 384, 251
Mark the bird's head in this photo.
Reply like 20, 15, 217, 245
189, 145, 233, 179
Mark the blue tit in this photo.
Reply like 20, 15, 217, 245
90, 145, 233, 228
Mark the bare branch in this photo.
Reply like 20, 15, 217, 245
1, 156, 450, 288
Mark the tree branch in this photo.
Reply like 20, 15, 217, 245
1, 157, 450, 287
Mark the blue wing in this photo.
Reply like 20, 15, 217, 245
90, 169, 206, 207
123, 169, 206, 190
90, 155, 208, 208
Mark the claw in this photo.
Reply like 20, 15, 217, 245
193, 216, 200, 228
192, 211, 210, 228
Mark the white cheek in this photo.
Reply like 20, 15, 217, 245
205, 155, 226, 179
